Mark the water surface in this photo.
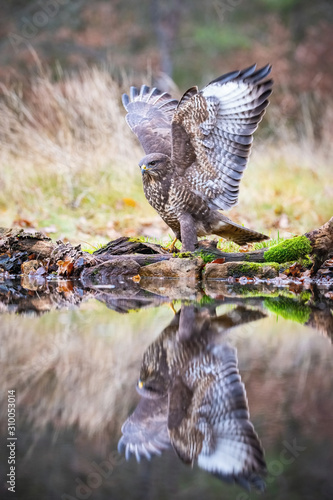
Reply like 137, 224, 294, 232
1, 278, 332, 500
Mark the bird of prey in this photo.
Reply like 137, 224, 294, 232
122, 64, 273, 251
118, 305, 267, 490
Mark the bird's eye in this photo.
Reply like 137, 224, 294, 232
150, 161, 157, 167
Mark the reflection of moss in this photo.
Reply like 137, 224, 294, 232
222, 286, 297, 300
263, 296, 311, 324
198, 295, 215, 306
264, 235, 312, 264
300, 290, 311, 302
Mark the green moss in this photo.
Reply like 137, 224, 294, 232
238, 262, 279, 277
128, 236, 144, 243
176, 252, 194, 259
263, 296, 311, 324
299, 255, 313, 268
192, 249, 217, 263
264, 235, 312, 264
83, 242, 107, 254
216, 286, 298, 300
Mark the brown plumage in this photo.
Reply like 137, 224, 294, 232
118, 305, 267, 491
122, 64, 273, 251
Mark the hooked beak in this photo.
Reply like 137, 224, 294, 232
138, 380, 143, 389
140, 164, 148, 173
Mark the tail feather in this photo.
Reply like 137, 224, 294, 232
214, 216, 268, 246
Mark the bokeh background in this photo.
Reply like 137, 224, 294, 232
0, 0, 332, 247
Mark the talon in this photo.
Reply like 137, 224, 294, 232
163, 237, 178, 253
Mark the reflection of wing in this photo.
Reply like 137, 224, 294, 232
118, 396, 170, 461
168, 344, 266, 490
209, 305, 267, 334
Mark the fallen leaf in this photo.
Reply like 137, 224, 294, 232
13, 218, 35, 228
21, 260, 39, 275
284, 262, 303, 278
122, 197, 137, 207
132, 274, 141, 283
211, 258, 226, 264
57, 257, 74, 276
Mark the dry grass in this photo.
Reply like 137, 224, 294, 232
0, 65, 332, 246
0, 65, 167, 244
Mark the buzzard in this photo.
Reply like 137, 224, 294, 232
122, 64, 273, 251
118, 305, 267, 490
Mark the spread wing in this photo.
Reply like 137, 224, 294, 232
122, 85, 179, 156
118, 395, 170, 461
171, 64, 273, 211
168, 344, 266, 491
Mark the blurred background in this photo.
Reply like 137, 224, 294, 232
0, 0, 332, 247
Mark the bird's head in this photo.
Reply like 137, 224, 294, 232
136, 376, 166, 399
138, 153, 170, 178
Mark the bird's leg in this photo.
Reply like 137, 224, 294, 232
163, 236, 178, 253
179, 213, 198, 252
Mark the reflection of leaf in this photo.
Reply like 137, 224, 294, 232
58, 281, 74, 293
57, 257, 74, 276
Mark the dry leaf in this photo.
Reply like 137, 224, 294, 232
122, 197, 137, 207
13, 218, 35, 228
57, 257, 74, 276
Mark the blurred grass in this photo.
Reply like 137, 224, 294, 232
0, 66, 332, 248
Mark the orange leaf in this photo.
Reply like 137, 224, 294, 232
211, 258, 226, 264
58, 281, 74, 293
13, 218, 35, 228
122, 197, 136, 207
57, 257, 74, 276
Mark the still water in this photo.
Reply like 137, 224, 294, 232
1, 278, 332, 500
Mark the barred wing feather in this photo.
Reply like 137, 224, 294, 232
171, 64, 273, 211
122, 85, 178, 156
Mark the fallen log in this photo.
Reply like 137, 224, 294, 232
0, 217, 332, 280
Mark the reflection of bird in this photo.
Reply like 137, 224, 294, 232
118, 305, 266, 490
122, 65, 272, 251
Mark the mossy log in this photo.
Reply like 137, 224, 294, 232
197, 217, 333, 270
1, 217, 332, 279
